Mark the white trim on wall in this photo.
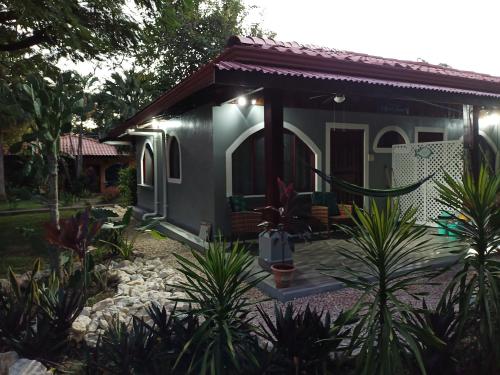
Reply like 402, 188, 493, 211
139, 138, 155, 187
325, 122, 369, 208
414, 126, 448, 143
373, 126, 410, 153
225, 121, 322, 197
167, 135, 182, 184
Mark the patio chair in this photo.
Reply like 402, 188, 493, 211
310, 203, 353, 237
230, 211, 262, 245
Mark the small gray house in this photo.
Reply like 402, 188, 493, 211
104, 36, 500, 246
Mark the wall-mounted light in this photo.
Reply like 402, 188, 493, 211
333, 94, 346, 104
251, 99, 257, 105
237, 96, 247, 106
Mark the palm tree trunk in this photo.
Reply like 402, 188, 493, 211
0, 131, 6, 202
76, 128, 83, 178
47, 140, 60, 226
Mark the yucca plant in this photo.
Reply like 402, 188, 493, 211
172, 240, 267, 375
435, 166, 500, 371
323, 199, 443, 375
257, 303, 357, 374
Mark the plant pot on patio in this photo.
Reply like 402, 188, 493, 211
270, 263, 296, 288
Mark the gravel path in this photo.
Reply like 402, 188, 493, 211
133, 229, 458, 321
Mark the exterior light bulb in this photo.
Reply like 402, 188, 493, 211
251, 99, 257, 105
237, 96, 247, 106
334, 94, 346, 104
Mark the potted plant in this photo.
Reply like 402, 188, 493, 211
256, 178, 310, 288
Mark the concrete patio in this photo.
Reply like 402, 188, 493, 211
253, 230, 463, 302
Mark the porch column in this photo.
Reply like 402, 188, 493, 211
463, 104, 480, 180
264, 88, 284, 207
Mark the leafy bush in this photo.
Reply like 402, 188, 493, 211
324, 199, 443, 375
258, 303, 356, 374
0, 260, 85, 361
435, 166, 500, 372
173, 240, 267, 375
118, 166, 137, 206
89, 304, 200, 374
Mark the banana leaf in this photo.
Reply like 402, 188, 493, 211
311, 167, 434, 197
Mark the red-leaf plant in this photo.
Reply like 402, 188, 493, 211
44, 208, 102, 260
44, 208, 103, 289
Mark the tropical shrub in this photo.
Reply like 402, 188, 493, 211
324, 199, 442, 375
118, 166, 137, 206
172, 240, 267, 375
258, 303, 357, 374
89, 304, 200, 374
435, 166, 500, 372
0, 260, 84, 361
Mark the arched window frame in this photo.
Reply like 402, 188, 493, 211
167, 136, 182, 184
140, 140, 155, 187
225, 122, 321, 197
373, 126, 410, 153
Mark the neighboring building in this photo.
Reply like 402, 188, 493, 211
104, 36, 500, 243
60, 134, 132, 193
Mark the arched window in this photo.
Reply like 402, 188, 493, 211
232, 129, 314, 195
168, 136, 181, 182
373, 126, 409, 153
142, 143, 154, 186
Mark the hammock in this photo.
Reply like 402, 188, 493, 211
311, 167, 435, 198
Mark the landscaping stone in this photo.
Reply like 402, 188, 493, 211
8, 358, 49, 375
74, 257, 188, 346
0, 351, 19, 375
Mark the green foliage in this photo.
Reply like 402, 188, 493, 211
324, 199, 443, 375
435, 166, 500, 371
172, 240, 267, 374
90, 304, 200, 374
117, 166, 137, 206
136, 0, 274, 97
258, 303, 356, 374
0, 259, 85, 360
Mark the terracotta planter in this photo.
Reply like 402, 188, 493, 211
271, 263, 296, 288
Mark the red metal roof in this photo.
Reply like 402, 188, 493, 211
60, 134, 120, 156
215, 61, 500, 98
105, 35, 500, 139
227, 36, 500, 85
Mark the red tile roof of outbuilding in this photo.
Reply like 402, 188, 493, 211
60, 134, 120, 156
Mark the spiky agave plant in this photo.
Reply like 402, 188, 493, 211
435, 166, 500, 370
172, 240, 267, 375
323, 199, 443, 375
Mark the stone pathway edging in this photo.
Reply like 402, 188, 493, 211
72, 257, 187, 347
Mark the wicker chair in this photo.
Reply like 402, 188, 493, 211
310, 204, 353, 237
230, 211, 262, 244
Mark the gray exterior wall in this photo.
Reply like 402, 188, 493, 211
135, 105, 215, 235
137, 102, 500, 237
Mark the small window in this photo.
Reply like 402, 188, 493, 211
142, 143, 154, 186
373, 127, 409, 153
416, 131, 445, 143
168, 136, 181, 182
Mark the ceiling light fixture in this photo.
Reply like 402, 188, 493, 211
333, 94, 346, 104
251, 99, 257, 105
237, 96, 247, 106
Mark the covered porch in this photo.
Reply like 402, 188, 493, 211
251, 229, 463, 302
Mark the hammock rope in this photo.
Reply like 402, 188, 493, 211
311, 167, 435, 198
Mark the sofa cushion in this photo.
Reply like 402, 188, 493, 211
229, 196, 248, 212
311, 191, 340, 216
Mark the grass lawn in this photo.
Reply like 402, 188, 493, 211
0, 210, 78, 277
0, 199, 45, 211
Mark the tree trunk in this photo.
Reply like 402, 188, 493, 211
0, 131, 6, 202
47, 141, 60, 226
47, 140, 61, 277
76, 128, 83, 178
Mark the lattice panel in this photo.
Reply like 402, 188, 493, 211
392, 141, 464, 225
